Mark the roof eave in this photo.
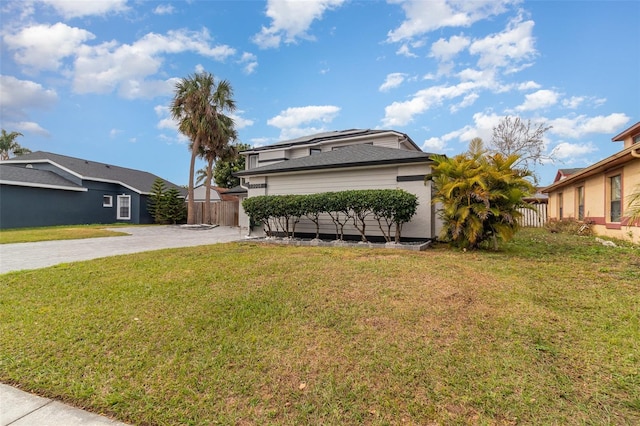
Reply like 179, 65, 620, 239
612, 121, 640, 142
235, 156, 433, 177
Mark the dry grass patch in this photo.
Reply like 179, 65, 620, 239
0, 229, 638, 425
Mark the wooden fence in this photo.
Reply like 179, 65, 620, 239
192, 201, 239, 226
517, 203, 547, 228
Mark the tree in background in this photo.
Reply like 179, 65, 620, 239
0, 129, 30, 160
426, 139, 535, 250
213, 142, 250, 188
170, 71, 236, 224
148, 178, 186, 224
196, 114, 237, 224
491, 116, 552, 181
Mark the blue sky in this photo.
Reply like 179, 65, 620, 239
1, 0, 638, 186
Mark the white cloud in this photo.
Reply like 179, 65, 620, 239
253, 0, 346, 49
517, 81, 541, 91
3, 22, 95, 72
422, 137, 446, 152
0, 75, 57, 127
396, 44, 417, 58
38, 0, 129, 19
154, 105, 178, 132
229, 112, 254, 130
387, 0, 515, 43
469, 17, 536, 70
381, 80, 487, 126
379, 73, 407, 92
430, 34, 470, 62
548, 113, 630, 138
550, 141, 597, 160
11, 121, 51, 137
73, 29, 235, 97
109, 129, 122, 138
238, 52, 258, 75
267, 105, 340, 139
450, 92, 479, 113
516, 89, 559, 111
153, 4, 175, 15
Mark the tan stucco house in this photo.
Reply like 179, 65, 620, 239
235, 129, 442, 241
543, 121, 640, 241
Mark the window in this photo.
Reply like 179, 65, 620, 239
633, 135, 640, 144
117, 194, 131, 220
310, 148, 321, 155
576, 186, 584, 220
558, 192, 563, 219
103, 195, 113, 207
610, 175, 621, 222
248, 154, 258, 169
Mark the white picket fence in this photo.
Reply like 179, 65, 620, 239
517, 203, 547, 228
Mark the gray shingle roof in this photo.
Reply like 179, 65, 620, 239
2, 151, 184, 195
245, 129, 420, 152
0, 164, 85, 190
236, 144, 434, 177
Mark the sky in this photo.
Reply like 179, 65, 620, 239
1, 0, 638, 187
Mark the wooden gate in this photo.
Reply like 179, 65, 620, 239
193, 201, 239, 226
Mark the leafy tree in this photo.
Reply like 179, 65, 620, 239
148, 178, 186, 224
213, 142, 251, 188
490, 116, 552, 178
0, 129, 30, 160
171, 71, 236, 224
427, 140, 535, 250
148, 178, 168, 223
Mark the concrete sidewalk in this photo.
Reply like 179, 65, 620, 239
1, 225, 245, 424
0, 384, 128, 426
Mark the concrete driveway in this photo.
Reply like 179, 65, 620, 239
0, 225, 243, 274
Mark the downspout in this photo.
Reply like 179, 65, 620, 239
631, 147, 640, 158
239, 177, 252, 236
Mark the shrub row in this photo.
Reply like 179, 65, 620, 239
242, 189, 418, 243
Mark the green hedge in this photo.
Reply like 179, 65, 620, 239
242, 189, 418, 242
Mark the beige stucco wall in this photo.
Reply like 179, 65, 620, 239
547, 157, 640, 243
238, 164, 438, 240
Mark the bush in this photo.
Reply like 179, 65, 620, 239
242, 189, 418, 242
544, 218, 593, 236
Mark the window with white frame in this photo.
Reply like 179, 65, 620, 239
103, 195, 113, 207
248, 154, 258, 169
117, 194, 131, 220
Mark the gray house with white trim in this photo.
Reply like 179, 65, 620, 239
0, 151, 185, 229
235, 129, 442, 241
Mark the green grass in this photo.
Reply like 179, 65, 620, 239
1, 228, 638, 425
0, 224, 131, 244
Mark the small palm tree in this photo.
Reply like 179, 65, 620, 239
0, 129, 30, 160
427, 139, 534, 250
627, 185, 640, 227
170, 72, 236, 224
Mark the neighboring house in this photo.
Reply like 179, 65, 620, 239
518, 189, 549, 228
235, 129, 441, 241
190, 184, 223, 202
0, 151, 185, 229
543, 122, 640, 240
553, 168, 584, 182
189, 185, 239, 202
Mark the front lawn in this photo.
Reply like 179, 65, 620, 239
0, 224, 130, 244
0, 228, 638, 425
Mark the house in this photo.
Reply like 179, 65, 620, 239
0, 151, 185, 229
234, 129, 441, 241
190, 184, 239, 202
543, 122, 640, 240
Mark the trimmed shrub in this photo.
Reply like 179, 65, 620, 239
242, 189, 418, 242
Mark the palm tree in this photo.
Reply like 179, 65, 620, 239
0, 129, 30, 160
427, 139, 534, 250
196, 115, 238, 224
627, 185, 640, 227
170, 72, 236, 224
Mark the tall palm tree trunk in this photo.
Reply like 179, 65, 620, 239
187, 137, 200, 224
204, 157, 214, 224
